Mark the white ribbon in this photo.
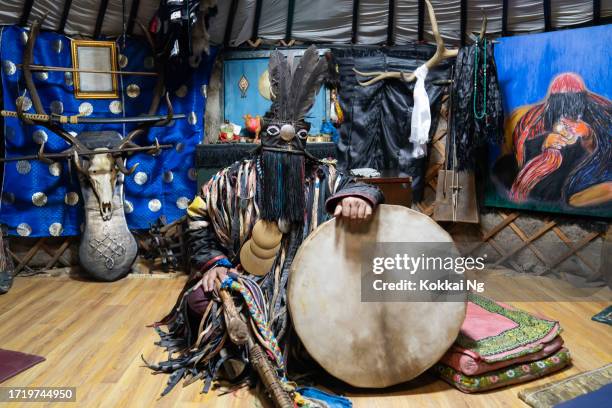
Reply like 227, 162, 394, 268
409, 64, 431, 159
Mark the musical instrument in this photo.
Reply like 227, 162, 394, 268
288, 204, 467, 388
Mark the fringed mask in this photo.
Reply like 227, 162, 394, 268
258, 46, 328, 224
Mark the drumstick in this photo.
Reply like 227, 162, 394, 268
215, 280, 293, 408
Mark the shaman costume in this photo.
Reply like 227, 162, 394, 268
148, 46, 383, 396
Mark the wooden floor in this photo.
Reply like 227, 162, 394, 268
0, 272, 610, 408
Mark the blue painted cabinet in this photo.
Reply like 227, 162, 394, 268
223, 57, 328, 135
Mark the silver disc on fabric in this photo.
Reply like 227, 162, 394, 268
65, 192, 79, 206
33, 129, 48, 144
118, 54, 128, 68
35, 71, 48, 81
16, 96, 32, 111
49, 223, 64, 236
124, 200, 134, 214
176, 196, 190, 209
134, 171, 148, 185
17, 223, 32, 237
49, 162, 62, 176
20, 31, 28, 46
3, 60, 16, 76
188, 168, 197, 181
175, 85, 188, 98
126, 84, 140, 98
201, 84, 207, 98
148, 199, 162, 212
17, 160, 31, 175
50, 100, 64, 114
163, 171, 174, 183
109, 100, 123, 114
65, 72, 73, 86
175, 143, 184, 152
32, 192, 47, 207
79, 102, 93, 116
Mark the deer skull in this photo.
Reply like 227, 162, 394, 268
73, 149, 137, 221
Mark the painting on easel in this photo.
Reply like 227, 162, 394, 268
486, 25, 612, 218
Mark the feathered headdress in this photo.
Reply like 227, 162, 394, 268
262, 45, 328, 154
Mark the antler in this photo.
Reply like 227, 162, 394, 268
354, 0, 458, 86
19, 17, 89, 153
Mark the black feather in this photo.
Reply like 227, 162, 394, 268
289, 46, 328, 122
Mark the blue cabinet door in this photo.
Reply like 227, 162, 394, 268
223, 58, 328, 134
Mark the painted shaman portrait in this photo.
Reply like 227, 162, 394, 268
487, 25, 611, 218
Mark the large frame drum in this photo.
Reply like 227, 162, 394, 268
288, 204, 467, 388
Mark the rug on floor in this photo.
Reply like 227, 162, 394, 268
518, 363, 612, 408
0, 349, 45, 383
591, 306, 612, 326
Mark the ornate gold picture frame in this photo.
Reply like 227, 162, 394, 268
70, 40, 118, 99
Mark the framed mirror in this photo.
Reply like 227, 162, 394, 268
70, 40, 118, 99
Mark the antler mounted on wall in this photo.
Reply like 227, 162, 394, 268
354, 0, 458, 86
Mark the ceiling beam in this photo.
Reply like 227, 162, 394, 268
387, 0, 395, 45
502, 0, 509, 36
251, 0, 263, 41
93, 0, 110, 39
19, 0, 36, 26
127, 0, 141, 35
417, 0, 425, 41
460, 0, 467, 46
351, 0, 360, 44
593, 0, 601, 25
58, 0, 73, 33
285, 0, 296, 42
543, 0, 552, 31
224, 0, 240, 47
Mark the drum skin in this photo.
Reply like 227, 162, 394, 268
288, 204, 467, 388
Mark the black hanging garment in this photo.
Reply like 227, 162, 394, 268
450, 40, 504, 172
150, 0, 215, 91
332, 45, 451, 202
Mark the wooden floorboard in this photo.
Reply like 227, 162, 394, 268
0, 273, 610, 408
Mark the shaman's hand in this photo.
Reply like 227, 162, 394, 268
334, 197, 373, 222
202, 266, 237, 292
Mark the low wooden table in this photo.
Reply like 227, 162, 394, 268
356, 170, 412, 207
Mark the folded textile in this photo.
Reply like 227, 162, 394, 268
452, 294, 562, 364
434, 348, 571, 393
441, 336, 564, 376
518, 363, 612, 408
591, 306, 612, 326
555, 383, 612, 408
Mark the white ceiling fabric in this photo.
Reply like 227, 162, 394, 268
0, 0, 608, 44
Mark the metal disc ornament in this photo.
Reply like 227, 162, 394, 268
17, 223, 32, 237
49, 223, 64, 236
32, 192, 47, 207
109, 100, 123, 114
79, 102, 93, 116
126, 84, 140, 98
148, 199, 162, 212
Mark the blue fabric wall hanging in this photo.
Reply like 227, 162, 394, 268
0, 25, 217, 237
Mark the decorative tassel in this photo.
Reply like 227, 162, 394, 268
259, 151, 305, 223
